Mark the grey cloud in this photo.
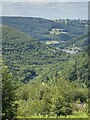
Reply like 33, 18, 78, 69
1, 2, 88, 20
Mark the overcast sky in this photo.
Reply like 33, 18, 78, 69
1, 0, 89, 20
1, 0, 89, 2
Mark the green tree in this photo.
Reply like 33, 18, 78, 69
21, 86, 30, 101
2, 67, 17, 120
54, 96, 72, 116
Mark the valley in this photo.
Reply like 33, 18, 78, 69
1, 17, 89, 119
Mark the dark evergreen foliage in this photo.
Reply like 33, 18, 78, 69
2, 67, 17, 120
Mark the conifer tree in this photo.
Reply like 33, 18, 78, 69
2, 67, 17, 120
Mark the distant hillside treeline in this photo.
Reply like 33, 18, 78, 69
2, 17, 88, 42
